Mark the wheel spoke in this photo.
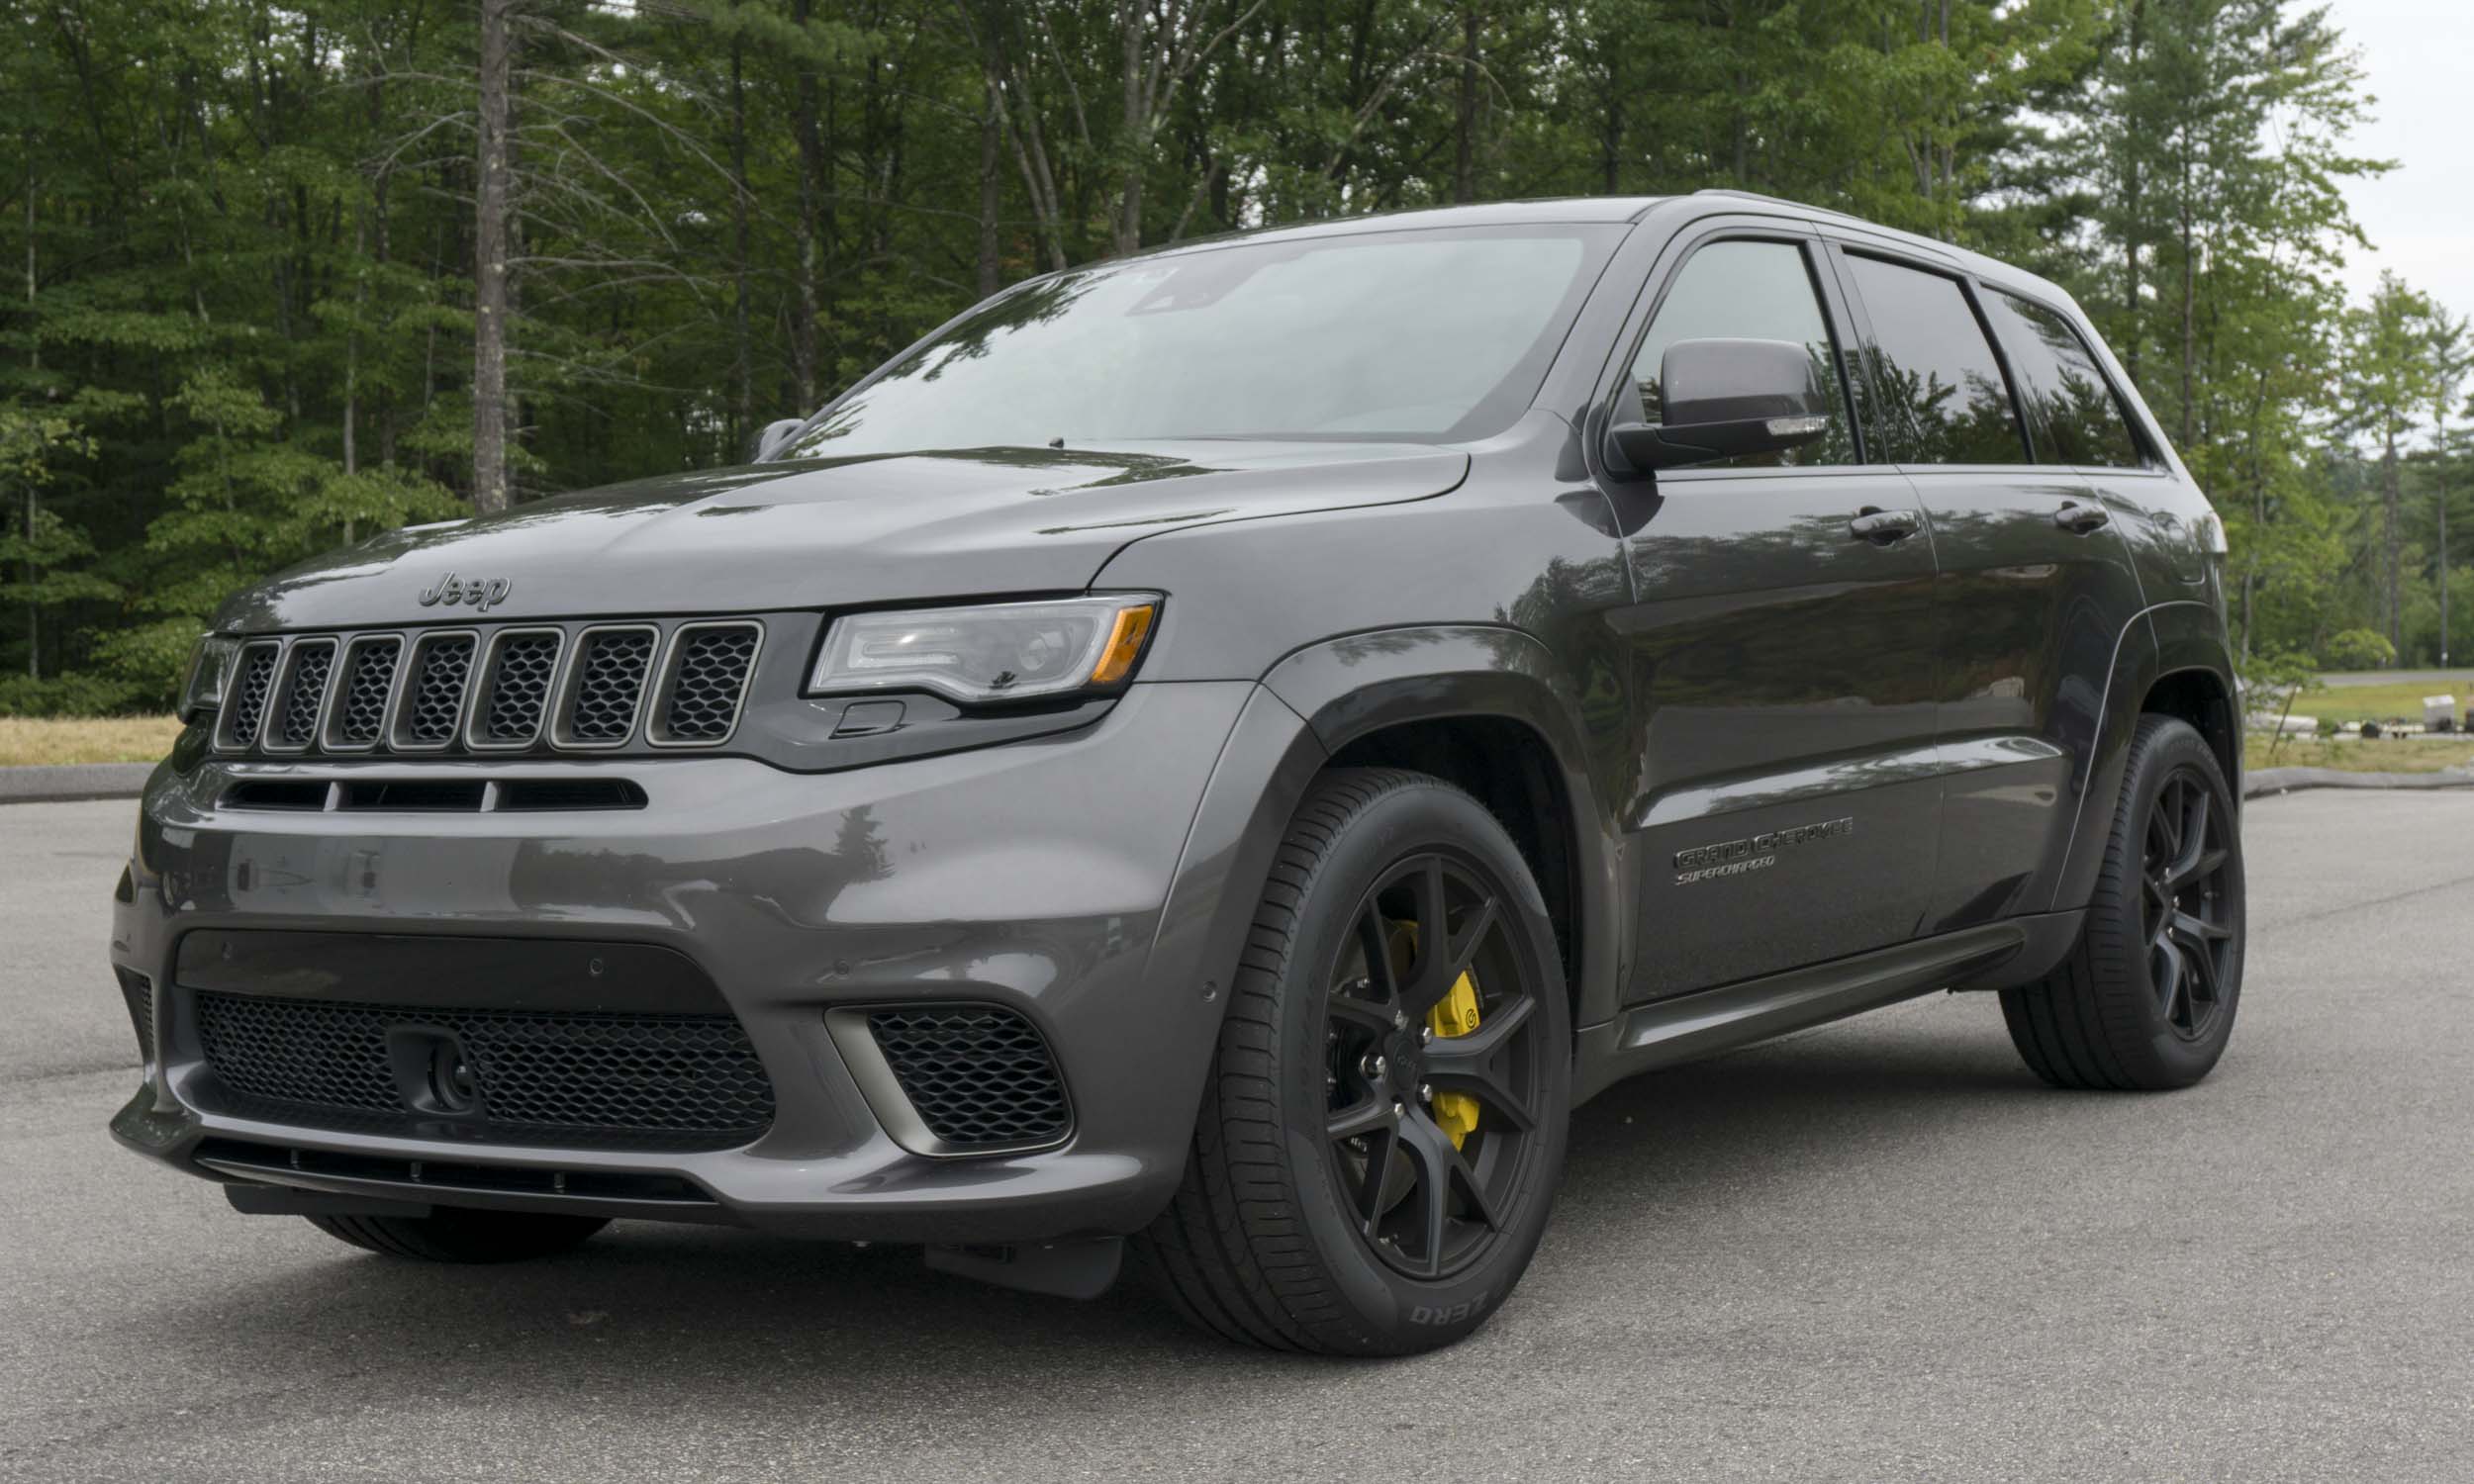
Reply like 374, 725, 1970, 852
2169, 846, 2229, 892
1353, 905, 1400, 1007
1423, 995, 1539, 1131
2181, 933, 2223, 1007
2151, 933, 2185, 1026
1407, 894, 1499, 1015
1326, 1095, 1391, 1144
1401, 1109, 1504, 1240
1350, 1122, 1397, 1230
2169, 909, 2231, 949
1325, 992, 1396, 1040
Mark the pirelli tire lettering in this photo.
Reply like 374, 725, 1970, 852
1673, 816, 1856, 885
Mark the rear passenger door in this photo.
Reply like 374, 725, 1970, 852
1830, 246, 2149, 931
1604, 225, 1944, 1000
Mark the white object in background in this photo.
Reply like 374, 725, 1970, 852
2425, 695, 2458, 728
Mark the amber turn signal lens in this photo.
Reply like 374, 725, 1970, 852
1089, 603, 1157, 687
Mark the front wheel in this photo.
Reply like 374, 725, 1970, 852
1137, 768, 1571, 1354
2000, 714, 2246, 1089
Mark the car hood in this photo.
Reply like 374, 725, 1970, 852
213, 440, 1469, 632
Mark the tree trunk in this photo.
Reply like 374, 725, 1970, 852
1454, 6, 1478, 203
978, 67, 1002, 297
792, 0, 823, 409
471, 0, 514, 514
729, 35, 753, 449
2385, 423, 2404, 654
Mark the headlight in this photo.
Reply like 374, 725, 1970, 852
809, 595, 1160, 705
177, 634, 241, 725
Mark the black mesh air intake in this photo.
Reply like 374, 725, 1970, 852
191, 990, 776, 1151
865, 1005, 1071, 1150
658, 625, 758, 743
333, 637, 401, 746
222, 643, 281, 748
115, 969, 154, 1061
565, 627, 656, 743
475, 631, 561, 744
273, 639, 334, 748
400, 635, 475, 745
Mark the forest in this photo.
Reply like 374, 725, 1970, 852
3, 0, 2468, 714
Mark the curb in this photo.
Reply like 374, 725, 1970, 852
0, 763, 155, 805
2245, 765, 2474, 798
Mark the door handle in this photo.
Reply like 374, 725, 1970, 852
2053, 501, 2111, 534
1849, 507, 1922, 543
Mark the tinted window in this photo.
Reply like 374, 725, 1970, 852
1628, 239, 1856, 468
1983, 292, 2145, 467
781, 227, 1614, 458
1845, 256, 2028, 465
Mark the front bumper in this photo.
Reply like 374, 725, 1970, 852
109, 680, 1316, 1245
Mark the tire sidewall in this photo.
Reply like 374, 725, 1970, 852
1270, 781, 1570, 1349
2103, 720, 2246, 1085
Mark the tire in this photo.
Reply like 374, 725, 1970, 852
1136, 768, 1571, 1354
303, 1208, 610, 1263
2000, 714, 2245, 1090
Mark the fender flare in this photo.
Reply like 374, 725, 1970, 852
1212, 625, 1626, 1029
2048, 602, 2236, 911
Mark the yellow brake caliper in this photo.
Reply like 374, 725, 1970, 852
1390, 919, 1483, 1149
1426, 970, 1483, 1149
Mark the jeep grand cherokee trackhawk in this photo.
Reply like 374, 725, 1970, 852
109, 192, 2245, 1355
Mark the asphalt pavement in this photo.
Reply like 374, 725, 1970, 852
4, 792, 2471, 1481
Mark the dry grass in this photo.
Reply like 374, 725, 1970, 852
2280, 679, 2474, 727
0, 715, 184, 767
2246, 733, 2474, 775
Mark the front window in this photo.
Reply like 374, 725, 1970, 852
780, 226, 1619, 459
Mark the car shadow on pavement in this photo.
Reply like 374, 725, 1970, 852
148, 1005, 2048, 1393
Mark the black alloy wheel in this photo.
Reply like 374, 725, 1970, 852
2141, 767, 2236, 1041
1321, 854, 1550, 1281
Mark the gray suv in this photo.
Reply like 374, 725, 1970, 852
110, 192, 2245, 1354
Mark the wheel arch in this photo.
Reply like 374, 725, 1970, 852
1258, 626, 1625, 1032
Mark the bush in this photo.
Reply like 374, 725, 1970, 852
0, 672, 144, 718
2320, 628, 2397, 672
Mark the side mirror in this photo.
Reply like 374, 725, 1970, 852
1605, 337, 1832, 473
748, 417, 806, 463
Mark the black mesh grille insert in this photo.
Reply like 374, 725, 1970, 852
224, 644, 281, 748
116, 969, 154, 1061
478, 632, 561, 744
865, 1005, 1070, 1149
193, 990, 776, 1150
274, 640, 334, 748
333, 638, 401, 746
566, 628, 656, 743
660, 625, 758, 743
401, 635, 475, 745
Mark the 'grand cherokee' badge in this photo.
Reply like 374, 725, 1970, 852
417, 572, 513, 612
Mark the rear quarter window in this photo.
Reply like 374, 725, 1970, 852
1981, 292, 2148, 468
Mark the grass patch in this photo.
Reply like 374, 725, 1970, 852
2282, 678, 2474, 727
0, 715, 184, 767
2245, 733, 2474, 775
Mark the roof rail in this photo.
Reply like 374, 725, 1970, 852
1689, 187, 1856, 220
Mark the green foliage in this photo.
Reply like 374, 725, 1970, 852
0, 0, 2457, 709
2321, 627, 2398, 672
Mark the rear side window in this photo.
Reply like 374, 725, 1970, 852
1844, 255, 2028, 466
1628, 239, 1856, 468
1982, 292, 2147, 468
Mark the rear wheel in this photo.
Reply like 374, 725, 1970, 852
2000, 714, 2245, 1089
304, 1208, 610, 1263
1137, 768, 1571, 1354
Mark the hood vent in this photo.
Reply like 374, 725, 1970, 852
208, 618, 762, 761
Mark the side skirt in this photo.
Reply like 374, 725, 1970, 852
1572, 910, 2084, 1103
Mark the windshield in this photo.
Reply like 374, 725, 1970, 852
780, 225, 1618, 459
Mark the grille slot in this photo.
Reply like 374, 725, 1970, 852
558, 626, 658, 746
192, 990, 776, 1151
116, 969, 155, 1062
863, 1005, 1071, 1151
652, 623, 760, 746
471, 629, 563, 748
329, 636, 403, 749
394, 633, 477, 749
271, 640, 335, 750
195, 1139, 717, 1206
219, 642, 283, 749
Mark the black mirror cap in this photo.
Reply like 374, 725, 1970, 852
1603, 336, 1832, 474
748, 417, 806, 463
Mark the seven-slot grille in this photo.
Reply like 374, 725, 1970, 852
207, 619, 762, 758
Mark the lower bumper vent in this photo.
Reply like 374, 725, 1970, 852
862, 1005, 1070, 1152
116, 969, 154, 1061
192, 990, 775, 1151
